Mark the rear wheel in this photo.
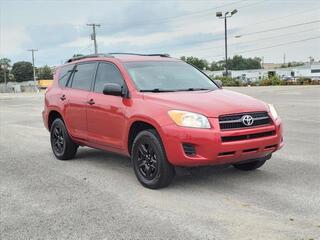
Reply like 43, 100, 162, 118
132, 129, 175, 189
233, 159, 267, 171
50, 118, 78, 160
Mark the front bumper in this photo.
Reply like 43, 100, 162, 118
161, 117, 283, 167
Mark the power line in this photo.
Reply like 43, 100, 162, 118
236, 36, 320, 54
236, 0, 266, 9
104, 0, 246, 34
252, 8, 319, 27
146, 19, 319, 52
83, 0, 265, 53
203, 36, 320, 58
174, 27, 319, 55
234, 20, 320, 37
144, 35, 225, 52
122, 1, 245, 26
171, 0, 265, 31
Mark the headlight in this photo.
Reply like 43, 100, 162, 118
268, 104, 278, 120
168, 110, 211, 129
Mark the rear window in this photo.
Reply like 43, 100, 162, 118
70, 62, 96, 91
58, 64, 74, 87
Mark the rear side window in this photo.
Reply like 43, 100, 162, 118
59, 64, 74, 87
94, 62, 125, 93
71, 62, 96, 91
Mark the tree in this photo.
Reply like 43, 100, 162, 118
227, 55, 261, 70
210, 61, 224, 71
11, 61, 33, 82
0, 58, 11, 83
180, 55, 261, 71
180, 56, 209, 70
37, 65, 53, 79
280, 62, 304, 68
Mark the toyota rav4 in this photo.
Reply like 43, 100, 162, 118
43, 53, 283, 189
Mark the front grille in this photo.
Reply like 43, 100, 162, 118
221, 131, 275, 142
219, 112, 271, 130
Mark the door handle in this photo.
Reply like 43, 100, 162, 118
87, 99, 95, 105
60, 95, 66, 101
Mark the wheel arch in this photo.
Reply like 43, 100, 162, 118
127, 119, 163, 156
48, 110, 64, 130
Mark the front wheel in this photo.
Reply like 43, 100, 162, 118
132, 129, 175, 189
50, 118, 78, 160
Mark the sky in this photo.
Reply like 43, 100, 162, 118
1, 0, 320, 66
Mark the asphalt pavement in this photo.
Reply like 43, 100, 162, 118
0, 86, 319, 240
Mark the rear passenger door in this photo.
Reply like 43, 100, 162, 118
63, 62, 97, 140
86, 62, 128, 149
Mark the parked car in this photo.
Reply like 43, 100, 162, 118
43, 53, 284, 189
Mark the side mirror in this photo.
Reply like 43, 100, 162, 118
214, 80, 223, 88
103, 83, 124, 96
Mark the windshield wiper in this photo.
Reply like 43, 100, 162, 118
178, 88, 211, 91
140, 89, 177, 92
140, 88, 212, 92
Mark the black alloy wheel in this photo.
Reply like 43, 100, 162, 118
50, 118, 78, 160
52, 126, 65, 154
132, 129, 175, 189
136, 142, 159, 180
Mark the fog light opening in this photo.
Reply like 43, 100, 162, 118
182, 143, 196, 156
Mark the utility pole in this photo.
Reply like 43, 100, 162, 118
4, 65, 6, 86
216, 9, 238, 77
283, 53, 286, 65
27, 49, 38, 92
0, 63, 7, 91
87, 23, 100, 54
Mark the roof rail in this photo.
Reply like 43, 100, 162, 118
108, 52, 170, 57
65, 53, 114, 63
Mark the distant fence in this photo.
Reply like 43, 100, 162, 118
0, 81, 39, 93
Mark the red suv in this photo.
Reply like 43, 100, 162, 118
43, 53, 283, 189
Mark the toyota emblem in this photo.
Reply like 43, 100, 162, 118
241, 115, 254, 126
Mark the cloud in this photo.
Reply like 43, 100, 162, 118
0, 25, 31, 56
1, 0, 319, 65
90, 1, 184, 36
25, 24, 87, 49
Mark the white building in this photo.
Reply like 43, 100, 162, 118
204, 62, 320, 82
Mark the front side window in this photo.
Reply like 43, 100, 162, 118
71, 62, 96, 91
94, 62, 125, 93
124, 61, 218, 92
59, 64, 74, 87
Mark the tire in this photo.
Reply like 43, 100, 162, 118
233, 159, 267, 171
50, 118, 78, 160
131, 129, 175, 189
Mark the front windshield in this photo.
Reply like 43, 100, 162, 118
124, 61, 218, 92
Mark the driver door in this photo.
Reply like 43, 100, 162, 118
86, 62, 128, 149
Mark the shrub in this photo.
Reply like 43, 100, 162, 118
260, 76, 282, 86
296, 77, 312, 85
213, 76, 241, 86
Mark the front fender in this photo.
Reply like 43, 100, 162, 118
125, 114, 171, 155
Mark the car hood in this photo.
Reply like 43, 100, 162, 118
142, 89, 268, 117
